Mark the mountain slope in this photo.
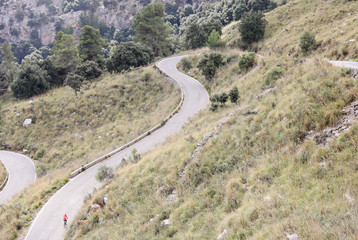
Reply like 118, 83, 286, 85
65, 0, 358, 239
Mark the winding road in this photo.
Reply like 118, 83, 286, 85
24, 55, 209, 240
0, 151, 36, 205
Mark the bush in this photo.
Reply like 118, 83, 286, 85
140, 71, 152, 82
96, 165, 114, 182
238, 52, 256, 72
64, 73, 84, 95
207, 29, 226, 49
197, 52, 226, 81
229, 86, 240, 104
179, 57, 192, 71
300, 31, 316, 54
264, 67, 284, 87
75, 61, 102, 80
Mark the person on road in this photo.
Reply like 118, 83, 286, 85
63, 214, 68, 227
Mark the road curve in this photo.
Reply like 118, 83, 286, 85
25, 55, 209, 240
0, 151, 36, 205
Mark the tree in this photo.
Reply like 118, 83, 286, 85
183, 22, 206, 49
300, 31, 316, 54
50, 31, 80, 72
11, 60, 50, 99
134, 2, 170, 56
74, 61, 102, 80
197, 52, 226, 81
239, 11, 267, 46
106, 42, 154, 73
64, 73, 84, 96
79, 25, 107, 66
183, 17, 222, 50
0, 42, 16, 94
229, 86, 240, 104
38, 58, 63, 87
207, 29, 225, 49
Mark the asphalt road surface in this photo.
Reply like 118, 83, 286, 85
25, 55, 209, 240
0, 151, 36, 205
329, 60, 358, 70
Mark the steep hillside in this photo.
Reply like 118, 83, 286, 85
0, 66, 180, 238
66, 0, 358, 239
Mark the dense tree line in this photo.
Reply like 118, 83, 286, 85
0, 0, 279, 99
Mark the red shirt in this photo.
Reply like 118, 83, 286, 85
63, 215, 67, 221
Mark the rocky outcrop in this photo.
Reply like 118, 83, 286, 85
0, 0, 219, 45
307, 101, 358, 145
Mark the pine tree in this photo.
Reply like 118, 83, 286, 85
78, 25, 107, 65
134, 2, 170, 56
50, 31, 80, 72
0, 42, 16, 94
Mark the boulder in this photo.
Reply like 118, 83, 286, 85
23, 118, 32, 127
160, 219, 170, 229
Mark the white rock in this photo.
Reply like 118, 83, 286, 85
16, 112, 21, 117
98, 136, 102, 139
344, 191, 355, 204
217, 228, 228, 240
165, 190, 178, 204
23, 118, 32, 127
23, 149, 29, 153
160, 219, 170, 228
286, 233, 299, 240
264, 195, 272, 201
74, 134, 83, 139
28, 100, 34, 106
103, 196, 108, 205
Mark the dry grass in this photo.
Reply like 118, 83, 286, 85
0, 160, 6, 189
66, 0, 358, 239
0, 66, 180, 238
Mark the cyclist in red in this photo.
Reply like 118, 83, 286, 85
63, 214, 68, 226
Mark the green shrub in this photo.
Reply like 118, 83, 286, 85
300, 31, 316, 54
75, 61, 102, 80
207, 29, 226, 49
229, 86, 240, 104
179, 57, 192, 71
264, 67, 284, 87
197, 52, 226, 81
96, 165, 114, 182
238, 52, 256, 72
140, 71, 152, 82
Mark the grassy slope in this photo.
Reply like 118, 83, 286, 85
62, 0, 358, 239
0, 67, 180, 238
